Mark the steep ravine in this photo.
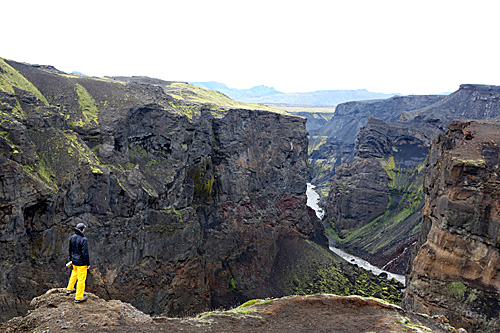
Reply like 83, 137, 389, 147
306, 185, 405, 284
0, 57, 403, 322
320, 84, 500, 275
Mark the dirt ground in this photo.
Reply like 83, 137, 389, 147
0, 289, 466, 332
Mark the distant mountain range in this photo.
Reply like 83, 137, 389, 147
189, 81, 398, 106
189, 81, 281, 101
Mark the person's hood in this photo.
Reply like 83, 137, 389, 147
74, 228, 85, 237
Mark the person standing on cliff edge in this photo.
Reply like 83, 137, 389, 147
66, 223, 90, 303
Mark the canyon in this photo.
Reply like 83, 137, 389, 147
0, 58, 401, 323
312, 85, 500, 276
310, 86, 500, 332
1, 55, 500, 332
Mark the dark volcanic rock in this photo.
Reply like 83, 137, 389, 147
325, 159, 390, 236
0, 58, 331, 321
312, 94, 445, 140
356, 117, 439, 163
403, 120, 500, 332
401, 84, 500, 127
0, 58, 404, 323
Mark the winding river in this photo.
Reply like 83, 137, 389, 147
306, 183, 406, 285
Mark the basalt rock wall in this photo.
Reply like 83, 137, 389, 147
402, 120, 500, 332
0, 59, 326, 321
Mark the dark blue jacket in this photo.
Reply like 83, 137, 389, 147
69, 229, 90, 266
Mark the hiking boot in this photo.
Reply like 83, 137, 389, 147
74, 295, 87, 303
66, 289, 76, 295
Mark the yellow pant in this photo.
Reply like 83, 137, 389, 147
66, 265, 88, 300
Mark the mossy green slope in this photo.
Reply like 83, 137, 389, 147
272, 237, 404, 304
72, 83, 99, 127
0, 58, 49, 106
0, 96, 104, 192
326, 157, 425, 271
2, 58, 291, 126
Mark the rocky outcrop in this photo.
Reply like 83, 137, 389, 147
0, 288, 153, 332
356, 117, 440, 163
403, 120, 500, 332
0, 289, 462, 333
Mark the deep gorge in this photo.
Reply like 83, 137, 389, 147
2, 56, 500, 332
0, 58, 402, 322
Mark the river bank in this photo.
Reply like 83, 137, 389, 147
306, 183, 405, 285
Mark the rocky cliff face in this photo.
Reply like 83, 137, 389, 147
324, 117, 436, 273
0, 58, 319, 321
402, 120, 500, 332
0, 58, 403, 323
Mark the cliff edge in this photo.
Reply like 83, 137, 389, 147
0, 289, 462, 332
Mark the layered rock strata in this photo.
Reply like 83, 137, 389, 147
403, 120, 500, 332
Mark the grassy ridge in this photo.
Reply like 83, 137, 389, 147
0, 58, 49, 106
164, 82, 290, 115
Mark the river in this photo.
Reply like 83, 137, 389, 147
306, 183, 406, 285
306, 183, 324, 219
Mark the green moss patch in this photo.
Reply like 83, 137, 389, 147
0, 58, 48, 105
187, 159, 215, 202
72, 83, 99, 127
272, 237, 404, 305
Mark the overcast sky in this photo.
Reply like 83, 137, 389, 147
2, 0, 500, 95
